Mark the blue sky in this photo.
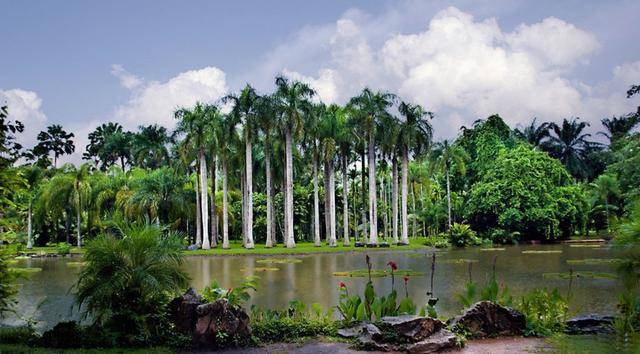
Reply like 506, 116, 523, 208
1, 0, 639, 163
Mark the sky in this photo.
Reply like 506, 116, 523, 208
1, 0, 639, 164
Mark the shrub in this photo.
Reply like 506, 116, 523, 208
0, 249, 17, 317
424, 235, 450, 248
488, 229, 520, 245
0, 325, 37, 345
56, 242, 71, 255
202, 276, 258, 308
449, 223, 481, 247
251, 301, 338, 343
517, 288, 568, 336
39, 321, 83, 348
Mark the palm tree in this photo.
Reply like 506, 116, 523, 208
348, 88, 396, 245
223, 85, 260, 249
590, 174, 620, 233
336, 108, 354, 246
33, 124, 75, 168
397, 101, 433, 244
515, 118, 551, 147
127, 167, 188, 226
319, 104, 341, 246
213, 113, 239, 249
175, 103, 215, 249
545, 118, 597, 179
377, 113, 400, 243
303, 103, 323, 247
132, 124, 172, 169
23, 165, 44, 249
255, 95, 277, 247
430, 140, 467, 230
599, 115, 640, 144
273, 75, 315, 248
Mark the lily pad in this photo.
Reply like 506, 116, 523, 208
569, 244, 602, 248
522, 250, 562, 254
242, 267, 279, 272
543, 271, 617, 280
480, 248, 506, 251
439, 259, 479, 264
14, 256, 30, 260
332, 269, 425, 277
9, 267, 42, 276
66, 261, 87, 267
256, 258, 302, 264
566, 258, 622, 265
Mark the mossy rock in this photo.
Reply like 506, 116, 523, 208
566, 258, 622, 265
256, 258, 302, 264
521, 250, 562, 254
543, 272, 617, 280
332, 269, 425, 277
242, 267, 279, 272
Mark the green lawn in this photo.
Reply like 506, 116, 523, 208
0, 344, 173, 353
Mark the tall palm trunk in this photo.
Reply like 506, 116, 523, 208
76, 197, 82, 248
245, 139, 255, 248
420, 185, 426, 237
222, 158, 230, 249
368, 131, 377, 244
446, 169, 452, 230
199, 150, 210, 249
360, 149, 368, 243
27, 201, 33, 249
400, 145, 409, 244
265, 140, 274, 247
412, 183, 417, 239
325, 160, 336, 246
392, 157, 398, 243
313, 147, 321, 246
342, 155, 350, 246
210, 156, 217, 248
196, 174, 202, 246
284, 127, 295, 248
381, 175, 388, 241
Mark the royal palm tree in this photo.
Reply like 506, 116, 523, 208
255, 95, 278, 247
515, 118, 551, 147
213, 113, 240, 249
397, 101, 433, 244
348, 89, 396, 245
545, 118, 596, 179
23, 165, 44, 249
303, 103, 324, 246
175, 103, 215, 249
336, 108, 354, 246
377, 113, 400, 243
273, 75, 315, 248
319, 104, 341, 246
430, 140, 467, 230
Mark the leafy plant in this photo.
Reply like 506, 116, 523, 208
202, 276, 259, 308
251, 300, 337, 343
449, 223, 481, 247
0, 248, 17, 318
517, 288, 568, 336
56, 242, 71, 255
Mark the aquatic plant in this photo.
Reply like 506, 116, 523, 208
518, 288, 568, 336
202, 276, 259, 308
521, 250, 562, 254
543, 272, 617, 280
255, 258, 302, 264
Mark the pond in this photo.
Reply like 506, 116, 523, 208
2, 243, 622, 331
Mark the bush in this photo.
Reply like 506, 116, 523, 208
0, 326, 37, 345
251, 301, 338, 343
424, 235, 450, 248
39, 321, 83, 348
202, 276, 258, 308
0, 249, 17, 317
517, 288, 568, 337
488, 229, 520, 245
449, 223, 481, 247
56, 242, 71, 255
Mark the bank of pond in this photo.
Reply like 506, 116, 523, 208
1, 242, 637, 353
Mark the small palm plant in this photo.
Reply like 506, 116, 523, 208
74, 223, 189, 345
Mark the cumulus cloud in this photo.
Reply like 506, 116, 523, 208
111, 64, 142, 89
274, 6, 636, 138
112, 66, 228, 130
0, 89, 48, 150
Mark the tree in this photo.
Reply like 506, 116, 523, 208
255, 95, 277, 247
590, 174, 620, 233
318, 104, 341, 246
127, 167, 188, 226
224, 85, 260, 249
23, 165, 44, 248
273, 75, 315, 248
132, 124, 172, 169
515, 118, 551, 147
74, 223, 189, 344
175, 103, 215, 249
431, 140, 467, 230
397, 101, 433, 243
599, 115, 640, 144
336, 107, 354, 246
545, 118, 597, 180
33, 124, 75, 168
84, 122, 122, 167
303, 103, 323, 247
348, 88, 395, 245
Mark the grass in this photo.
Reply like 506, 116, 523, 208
332, 269, 425, 277
566, 258, 622, 265
0, 344, 173, 353
542, 271, 617, 280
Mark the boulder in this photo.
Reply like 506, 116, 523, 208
381, 315, 444, 342
167, 287, 204, 334
450, 301, 525, 338
406, 328, 458, 353
565, 314, 614, 335
194, 299, 251, 348
357, 323, 390, 351
337, 323, 366, 338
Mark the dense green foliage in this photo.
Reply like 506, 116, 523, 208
202, 276, 258, 308
251, 301, 338, 343
518, 289, 568, 336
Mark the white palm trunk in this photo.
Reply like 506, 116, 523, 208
446, 170, 452, 230
27, 201, 33, 249
342, 156, 350, 246
400, 146, 409, 244
368, 133, 378, 244
245, 140, 255, 249
381, 175, 387, 241
265, 143, 274, 248
327, 161, 337, 246
210, 157, 217, 247
222, 159, 230, 249
195, 176, 202, 246
200, 151, 210, 250
76, 199, 82, 248
285, 128, 295, 248
313, 148, 321, 246
412, 182, 417, 239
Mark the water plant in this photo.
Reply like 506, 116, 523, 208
202, 276, 259, 308
517, 288, 568, 336
449, 223, 481, 247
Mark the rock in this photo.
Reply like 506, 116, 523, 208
450, 301, 525, 338
381, 315, 444, 342
406, 328, 458, 353
187, 244, 199, 251
396, 242, 409, 246
354, 242, 365, 248
194, 299, 251, 348
167, 287, 204, 334
565, 314, 615, 335
337, 323, 366, 338
379, 242, 391, 248
357, 323, 390, 351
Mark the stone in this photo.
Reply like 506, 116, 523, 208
354, 242, 365, 248
357, 324, 390, 351
565, 314, 615, 335
194, 299, 251, 348
450, 301, 526, 338
187, 244, 199, 251
167, 287, 204, 334
381, 315, 444, 342
337, 323, 366, 338
406, 328, 458, 353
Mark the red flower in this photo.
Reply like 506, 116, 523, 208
339, 282, 347, 289
403, 276, 410, 283
387, 261, 398, 271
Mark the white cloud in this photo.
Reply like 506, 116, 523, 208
110, 64, 142, 89
0, 89, 48, 150
112, 66, 229, 130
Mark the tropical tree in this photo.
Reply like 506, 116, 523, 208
175, 103, 214, 249
74, 223, 189, 344
319, 104, 341, 246
431, 140, 468, 230
273, 75, 315, 248
84, 122, 123, 168
32, 124, 75, 168
336, 107, 354, 246
127, 167, 188, 227
545, 118, 597, 179
132, 124, 172, 169
590, 173, 620, 233
599, 115, 640, 144
255, 95, 277, 247
212, 112, 239, 249
515, 118, 551, 147
303, 103, 323, 246
23, 165, 44, 248
348, 88, 395, 245
224, 85, 260, 249
397, 101, 433, 243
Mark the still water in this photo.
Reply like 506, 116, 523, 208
2, 243, 621, 331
